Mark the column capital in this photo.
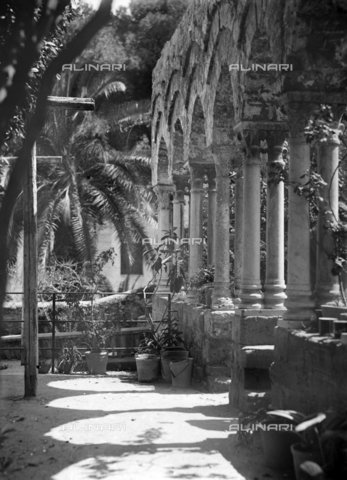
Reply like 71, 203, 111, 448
173, 189, 185, 203
153, 184, 174, 209
189, 165, 204, 189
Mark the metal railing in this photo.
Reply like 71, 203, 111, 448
1, 291, 152, 373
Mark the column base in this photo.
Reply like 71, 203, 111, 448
211, 282, 233, 309
315, 283, 340, 308
264, 284, 287, 309
238, 284, 264, 309
284, 285, 316, 322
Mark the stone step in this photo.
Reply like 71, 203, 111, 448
240, 345, 274, 369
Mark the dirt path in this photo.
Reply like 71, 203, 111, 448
0, 360, 294, 480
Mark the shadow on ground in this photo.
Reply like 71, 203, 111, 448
0, 361, 295, 480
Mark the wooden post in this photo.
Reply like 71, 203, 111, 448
23, 144, 38, 396
5, 96, 95, 396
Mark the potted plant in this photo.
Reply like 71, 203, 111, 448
291, 413, 327, 479
236, 409, 305, 469
292, 410, 347, 479
57, 341, 83, 374
81, 308, 115, 375
142, 228, 189, 381
135, 333, 161, 382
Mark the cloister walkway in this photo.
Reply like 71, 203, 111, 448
0, 361, 293, 480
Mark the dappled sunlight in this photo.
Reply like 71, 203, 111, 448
47, 378, 156, 393
51, 450, 245, 480
45, 411, 230, 446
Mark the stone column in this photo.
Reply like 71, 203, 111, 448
315, 112, 343, 305
283, 98, 316, 325
211, 158, 233, 308
207, 170, 217, 266
172, 186, 185, 240
153, 184, 174, 293
234, 156, 244, 301
264, 136, 287, 309
188, 166, 203, 278
239, 142, 264, 308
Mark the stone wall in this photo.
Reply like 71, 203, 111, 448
153, 295, 232, 390
270, 328, 347, 413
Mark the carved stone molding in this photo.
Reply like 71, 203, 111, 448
153, 184, 174, 209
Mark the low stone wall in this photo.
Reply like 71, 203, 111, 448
153, 295, 232, 390
2, 292, 144, 336
227, 309, 283, 410
0, 332, 82, 360
270, 328, 347, 413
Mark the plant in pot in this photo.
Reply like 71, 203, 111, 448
157, 318, 188, 382
291, 413, 327, 480
294, 409, 347, 479
135, 333, 161, 382
57, 341, 84, 374
143, 228, 189, 381
81, 308, 115, 375
236, 409, 305, 469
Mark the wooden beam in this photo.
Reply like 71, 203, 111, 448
23, 144, 38, 397
47, 96, 95, 110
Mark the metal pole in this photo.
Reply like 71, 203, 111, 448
168, 294, 171, 338
51, 293, 56, 374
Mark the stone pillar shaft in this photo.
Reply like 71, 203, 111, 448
264, 144, 287, 309
207, 173, 216, 265
316, 131, 340, 305
239, 145, 264, 308
212, 161, 233, 307
154, 184, 174, 292
234, 171, 243, 298
188, 168, 203, 277
284, 134, 315, 321
173, 189, 185, 240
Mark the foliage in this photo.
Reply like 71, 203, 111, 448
38, 248, 116, 302
31, 66, 155, 265
144, 228, 188, 295
294, 410, 347, 478
57, 341, 84, 373
235, 408, 305, 448
0, 1, 76, 152
188, 265, 215, 305
137, 319, 185, 355
0, 0, 115, 328
80, 310, 116, 352
301, 104, 347, 305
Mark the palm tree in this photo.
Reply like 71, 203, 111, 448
36, 64, 155, 265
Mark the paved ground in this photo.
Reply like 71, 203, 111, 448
0, 361, 295, 480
